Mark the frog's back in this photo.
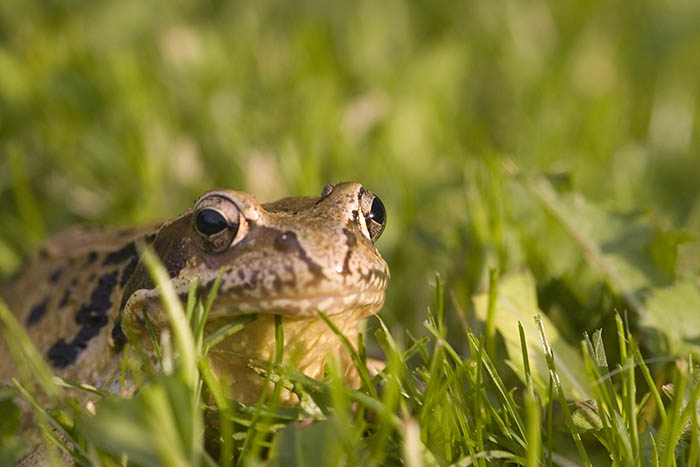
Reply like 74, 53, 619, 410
0, 224, 157, 385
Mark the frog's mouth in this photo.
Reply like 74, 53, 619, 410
205, 289, 387, 320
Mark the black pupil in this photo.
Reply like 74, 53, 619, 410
196, 209, 228, 235
368, 197, 385, 225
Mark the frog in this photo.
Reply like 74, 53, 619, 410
0, 182, 389, 461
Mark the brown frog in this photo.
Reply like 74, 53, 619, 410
0, 182, 389, 454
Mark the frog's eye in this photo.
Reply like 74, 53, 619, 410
195, 208, 230, 236
358, 189, 386, 243
193, 196, 248, 252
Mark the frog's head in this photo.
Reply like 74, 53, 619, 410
114, 182, 389, 347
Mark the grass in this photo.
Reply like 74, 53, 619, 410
2, 0, 700, 465
3, 253, 700, 465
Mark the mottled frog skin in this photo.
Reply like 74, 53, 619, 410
0, 182, 389, 409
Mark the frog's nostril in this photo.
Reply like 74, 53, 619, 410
274, 231, 296, 253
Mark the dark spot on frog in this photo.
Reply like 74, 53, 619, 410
120, 255, 139, 287
103, 242, 137, 266
59, 289, 71, 308
27, 299, 49, 326
48, 270, 119, 368
46, 340, 80, 368
50, 267, 63, 283
250, 270, 260, 288
71, 278, 78, 286
238, 270, 245, 280
110, 318, 127, 349
273, 231, 324, 279
341, 229, 356, 276
85, 251, 98, 265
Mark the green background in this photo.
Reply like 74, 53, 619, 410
2, 0, 699, 341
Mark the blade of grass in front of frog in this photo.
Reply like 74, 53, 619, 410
367, 326, 403, 466
235, 359, 273, 464
12, 378, 91, 464
448, 450, 525, 466
242, 351, 401, 427
236, 314, 285, 464
196, 268, 225, 351
139, 245, 197, 388
185, 277, 199, 328
374, 316, 423, 402
139, 244, 203, 464
198, 356, 233, 467
187, 268, 234, 466
256, 316, 286, 455
239, 352, 330, 416
139, 382, 193, 467
326, 352, 362, 465
53, 378, 111, 398
357, 331, 367, 367
317, 310, 378, 399
141, 309, 163, 371
649, 435, 660, 466
203, 315, 257, 354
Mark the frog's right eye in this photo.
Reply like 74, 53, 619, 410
193, 196, 249, 252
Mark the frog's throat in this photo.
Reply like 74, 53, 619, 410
205, 311, 367, 404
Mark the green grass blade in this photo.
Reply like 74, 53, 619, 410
139, 245, 197, 388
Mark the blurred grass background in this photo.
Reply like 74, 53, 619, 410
1, 0, 700, 342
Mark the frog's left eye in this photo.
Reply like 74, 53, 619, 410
196, 209, 231, 236
193, 196, 248, 252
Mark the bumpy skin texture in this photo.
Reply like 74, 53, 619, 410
0, 182, 390, 462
